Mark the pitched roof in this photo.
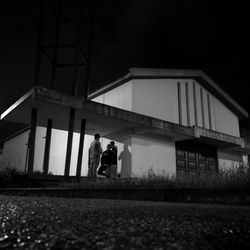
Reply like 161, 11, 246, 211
89, 68, 248, 120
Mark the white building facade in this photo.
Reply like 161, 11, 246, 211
1, 68, 248, 177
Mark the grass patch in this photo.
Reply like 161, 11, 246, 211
0, 167, 54, 188
61, 167, 250, 190
1, 166, 250, 191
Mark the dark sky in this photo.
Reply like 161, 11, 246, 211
0, 0, 249, 141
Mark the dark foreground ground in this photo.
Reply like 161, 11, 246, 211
0, 196, 250, 250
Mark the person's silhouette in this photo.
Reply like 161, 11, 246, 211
118, 144, 132, 177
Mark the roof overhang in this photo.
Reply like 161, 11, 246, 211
89, 68, 248, 121
0, 86, 195, 143
194, 126, 244, 147
0, 86, 247, 151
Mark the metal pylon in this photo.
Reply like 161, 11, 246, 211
28, 0, 95, 178
34, 0, 95, 97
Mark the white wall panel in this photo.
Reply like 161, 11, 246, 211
132, 79, 179, 123
92, 81, 133, 111
131, 135, 176, 177
34, 126, 46, 172
214, 98, 240, 137
49, 129, 67, 175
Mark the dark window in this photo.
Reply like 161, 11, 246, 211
175, 140, 218, 176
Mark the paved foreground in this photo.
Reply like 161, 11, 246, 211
0, 196, 250, 250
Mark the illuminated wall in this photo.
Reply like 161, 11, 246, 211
0, 124, 132, 176
93, 81, 133, 111
131, 135, 176, 177
93, 78, 240, 137
0, 77, 243, 176
1, 125, 244, 177
90, 77, 243, 175
177, 80, 239, 137
132, 79, 179, 123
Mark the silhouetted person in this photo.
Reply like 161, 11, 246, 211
97, 144, 112, 177
118, 144, 132, 177
107, 141, 118, 178
88, 133, 102, 179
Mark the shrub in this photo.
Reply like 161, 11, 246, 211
0, 167, 52, 188
0, 167, 23, 188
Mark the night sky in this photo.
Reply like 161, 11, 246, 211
0, 0, 249, 142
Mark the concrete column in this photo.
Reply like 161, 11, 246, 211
28, 108, 37, 174
76, 119, 86, 180
64, 108, 75, 178
185, 82, 190, 126
200, 88, 205, 128
193, 82, 198, 126
177, 82, 182, 125
43, 119, 52, 175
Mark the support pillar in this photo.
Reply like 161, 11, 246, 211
64, 108, 75, 178
43, 119, 52, 175
28, 108, 37, 174
76, 119, 86, 180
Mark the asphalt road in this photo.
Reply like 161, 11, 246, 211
0, 196, 250, 249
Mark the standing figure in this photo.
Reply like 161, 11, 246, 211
97, 144, 112, 177
88, 133, 102, 179
108, 141, 118, 178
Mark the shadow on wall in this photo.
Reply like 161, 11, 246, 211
118, 144, 131, 177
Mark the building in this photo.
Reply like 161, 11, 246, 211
0, 68, 249, 177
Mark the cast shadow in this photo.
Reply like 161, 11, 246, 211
118, 144, 132, 177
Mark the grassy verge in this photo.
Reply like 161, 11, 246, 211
1, 166, 250, 191
1, 167, 250, 204
61, 167, 250, 190
0, 167, 54, 188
